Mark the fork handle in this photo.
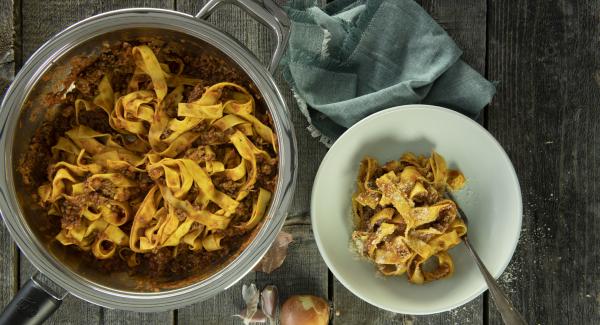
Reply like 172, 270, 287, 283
463, 238, 528, 325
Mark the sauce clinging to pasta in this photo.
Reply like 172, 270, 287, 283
351, 152, 466, 284
19, 41, 278, 278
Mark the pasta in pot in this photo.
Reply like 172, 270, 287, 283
21, 42, 278, 277
351, 152, 466, 284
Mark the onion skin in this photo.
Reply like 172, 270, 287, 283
280, 295, 330, 325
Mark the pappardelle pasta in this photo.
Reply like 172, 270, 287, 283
20, 41, 278, 278
351, 152, 466, 284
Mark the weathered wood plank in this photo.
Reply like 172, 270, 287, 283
18, 2, 175, 324
0, 0, 16, 94
333, 277, 482, 325
0, 226, 17, 316
102, 309, 174, 325
176, 274, 251, 325
332, 277, 406, 325
0, 0, 19, 315
418, 0, 486, 73
488, 0, 600, 324
21, 0, 174, 58
177, 224, 327, 325
255, 224, 329, 320
332, 1, 486, 324
177, 0, 275, 69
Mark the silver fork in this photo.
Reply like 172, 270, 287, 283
446, 191, 528, 325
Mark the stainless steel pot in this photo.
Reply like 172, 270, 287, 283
0, 1, 296, 323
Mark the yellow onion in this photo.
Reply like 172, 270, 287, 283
280, 295, 330, 325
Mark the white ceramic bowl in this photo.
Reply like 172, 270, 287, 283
311, 105, 522, 315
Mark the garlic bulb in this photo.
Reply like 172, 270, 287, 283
280, 295, 330, 325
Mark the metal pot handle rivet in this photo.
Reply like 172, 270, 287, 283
196, 0, 291, 74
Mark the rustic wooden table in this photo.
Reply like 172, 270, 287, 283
0, 0, 599, 324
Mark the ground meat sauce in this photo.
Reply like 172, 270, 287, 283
18, 40, 279, 280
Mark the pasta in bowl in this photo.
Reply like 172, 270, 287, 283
311, 105, 522, 314
351, 152, 466, 284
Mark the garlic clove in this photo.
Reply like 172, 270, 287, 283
239, 284, 260, 325
260, 285, 279, 325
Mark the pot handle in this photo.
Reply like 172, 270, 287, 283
0, 274, 66, 325
196, 0, 291, 74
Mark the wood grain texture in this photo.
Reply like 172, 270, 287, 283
331, 1, 486, 324
21, 0, 174, 57
255, 224, 329, 318
0, 0, 18, 314
333, 278, 482, 325
488, 0, 600, 324
18, 2, 175, 324
0, 226, 17, 315
0, 0, 15, 94
418, 0, 487, 73
102, 309, 174, 325
177, 224, 326, 325
176, 273, 250, 325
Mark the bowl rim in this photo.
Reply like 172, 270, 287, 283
310, 104, 522, 315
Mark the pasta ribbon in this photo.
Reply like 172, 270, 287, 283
238, 188, 272, 230
132, 45, 168, 101
36, 44, 278, 264
352, 152, 466, 284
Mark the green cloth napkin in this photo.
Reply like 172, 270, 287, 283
280, 0, 496, 146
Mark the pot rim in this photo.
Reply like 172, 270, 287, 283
0, 7, 296, 311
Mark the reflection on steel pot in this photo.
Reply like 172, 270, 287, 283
0, 1, 296, 323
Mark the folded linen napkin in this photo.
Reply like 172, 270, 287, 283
280, 0, 496, 146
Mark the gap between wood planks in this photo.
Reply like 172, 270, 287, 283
9, 0, 23, 300
482, 0, 491, 323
